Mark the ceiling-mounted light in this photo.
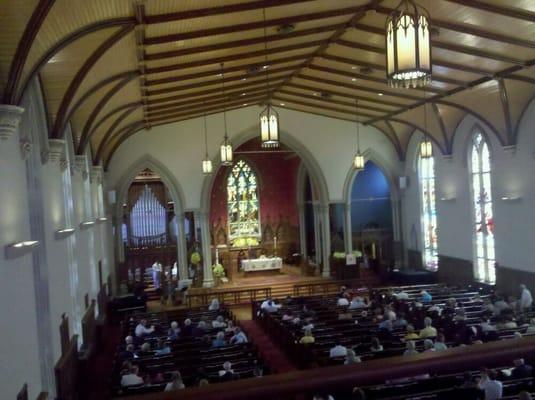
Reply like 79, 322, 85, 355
386, 0, 432, 88
353, 100, 365, 171
202, 110, 213, 175
219, 63, 233, 166
259, 7, 280, 149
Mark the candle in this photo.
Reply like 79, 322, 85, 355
215, 247, 219, 264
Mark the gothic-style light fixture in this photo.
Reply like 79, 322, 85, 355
259, 7, 280, 148
219, 63, 233, 166
420, 91, 433, 158
386, 0, 432, 88
201, 110, 213, 175
353, 100, 365, 170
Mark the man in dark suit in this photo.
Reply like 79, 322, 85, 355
511, 358, 534, 379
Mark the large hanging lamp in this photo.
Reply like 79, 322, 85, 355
201, 109, 213, 175
420, 91, 433, 158
219, 63, 233, 166
386, 0, 432, 88
353, 100, 365, 171
259, 7, 280, 148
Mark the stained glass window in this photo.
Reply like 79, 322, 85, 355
419, 153, 438, 271
470, 132, 495, 283
227, 160, 260, 245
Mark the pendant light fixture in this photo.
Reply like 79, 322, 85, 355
353, 100, 365, 171
201, 108, 213, 175
420, 91, 433, 158
219, 63, 233, 166
259, 7, 280, 148
386, 0, 432, 88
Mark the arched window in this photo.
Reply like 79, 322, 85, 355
470, 131, 495, 283
227, 160, 260, 245
418, 153, 438, 271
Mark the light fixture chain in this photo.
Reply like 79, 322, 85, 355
220, 63, 228, 139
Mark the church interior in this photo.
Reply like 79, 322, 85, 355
1, 0, 535, 399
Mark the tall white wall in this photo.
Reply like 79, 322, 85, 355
0, 78, 113, 398
402, 100, 535, 274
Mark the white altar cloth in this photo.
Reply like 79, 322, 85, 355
241, 257, 283, 272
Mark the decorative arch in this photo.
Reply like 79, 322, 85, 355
513, 94, 535, 143
114, 154, 187, 271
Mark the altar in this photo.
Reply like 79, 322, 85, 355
241, 257, 283, 272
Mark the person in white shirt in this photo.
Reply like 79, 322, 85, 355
520, 284, 533, 311
121, 366, 144, 387
172, 262, 178, 278
262, 300, 282, 313
348, 297, 366, 309
212, 315, 227, 329
337, 297, 349, 307
135, 319, 155, 338
329, 341, 348, 358
208, 298, 220, 311
152, 261, 163, 289
230, 327, 248, 344
394, 291, 409, 301
478, 369, 503, 400
164, 372, 185, 391
218, 361, 235, 378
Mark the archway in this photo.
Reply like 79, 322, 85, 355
114, 155, 188, 292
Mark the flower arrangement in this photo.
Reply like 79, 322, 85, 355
212, 263, 226, 278
190, 252, 202, 265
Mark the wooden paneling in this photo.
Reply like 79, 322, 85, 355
496, 264, 535, 297
54, 335, 79, 400
437, 255, 474, 286
407, 249, 423, 270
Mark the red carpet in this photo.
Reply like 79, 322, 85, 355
240, 320, 297, 374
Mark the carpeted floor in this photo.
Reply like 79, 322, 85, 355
240, 320, 297, 374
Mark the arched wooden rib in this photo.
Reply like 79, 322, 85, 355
77, 73, 139, 154
98, 121, 145, 166
50, 23, 135, 139
3, 0, 56, 104
85, 101, 143, 147
370, 121, 404, 161
497, 78, 513, 145
389, 118, 447, 156
513, 94, 535, 144
431, 103, 451, 154
91, 106, 141, 162
16, 17, 135, 104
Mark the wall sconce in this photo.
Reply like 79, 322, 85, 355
55, 228, 75, 240
5, 240, 39, 259
501, 196, 522, 202
79, 221, 95, 229
96, 217, 108, 223
439, 196, 456, 202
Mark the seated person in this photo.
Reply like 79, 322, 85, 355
302, 317, 314, 331
164, 372, 185, 391
182, 319, 193, 336
337, 296, 350, 307
262, 299, 282, 313
349, 296, 367, 309
154, 339, 171, 356
404, 325, 420, 341
419, 317, 438, 338
121, 365, 144, 387
421, 290, 432, 303
134, 319, 155, 338
229, 327, 248, 344
212, 331, 227, 348
344, 349, 361, 365
224, 320, 235, 333
137, 342, 152, 357
299, 329, 315, 344
329, 341, 348, 358
403, 340, 419, 356
193, 321, 208, 337
208, 298, 220, 311
434, 333, 448, 351
526, 318, 535, 334
282, 311, 294, 321
370, 337, 383, 352
168, 321, 181, 340
212, 315, 227, 329
393, 313, 408, 328
218, 361, 236, 381
423, 339, 435, 352
123, 335, 134, 350
511, 358, 534, 379
477, 369, 502, 400
480, 318, 496, 333
118, 344, 135, 362
394, 291, 410, 301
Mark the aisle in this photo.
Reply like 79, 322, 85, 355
240, 319, 297, 374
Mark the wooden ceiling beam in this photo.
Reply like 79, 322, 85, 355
373, 5, 535, 49
275, 90, 380, 118
286, 81, 404, 108
443, 0, 535, 23
296, 73, 421, 101
145, 39, 323, 74
144, 4, 372, 45
145, 53, 311, 86
147, 92, 266, 119
349, 23, 527, 65
507, 75, 535, 86
146, 80, 284, 106
332, 40, 495, 77
145, 24, 341, 61
146, 66, 297, 96
85, 101, 143, 144
307, 64, 446, 94
144, 0, 315, 24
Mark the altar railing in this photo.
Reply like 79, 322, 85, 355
186, 287, 272, 308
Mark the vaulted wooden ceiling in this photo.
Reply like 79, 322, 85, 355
1, 0, 534, 167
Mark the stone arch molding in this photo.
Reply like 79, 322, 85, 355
114, 154, 188, 275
